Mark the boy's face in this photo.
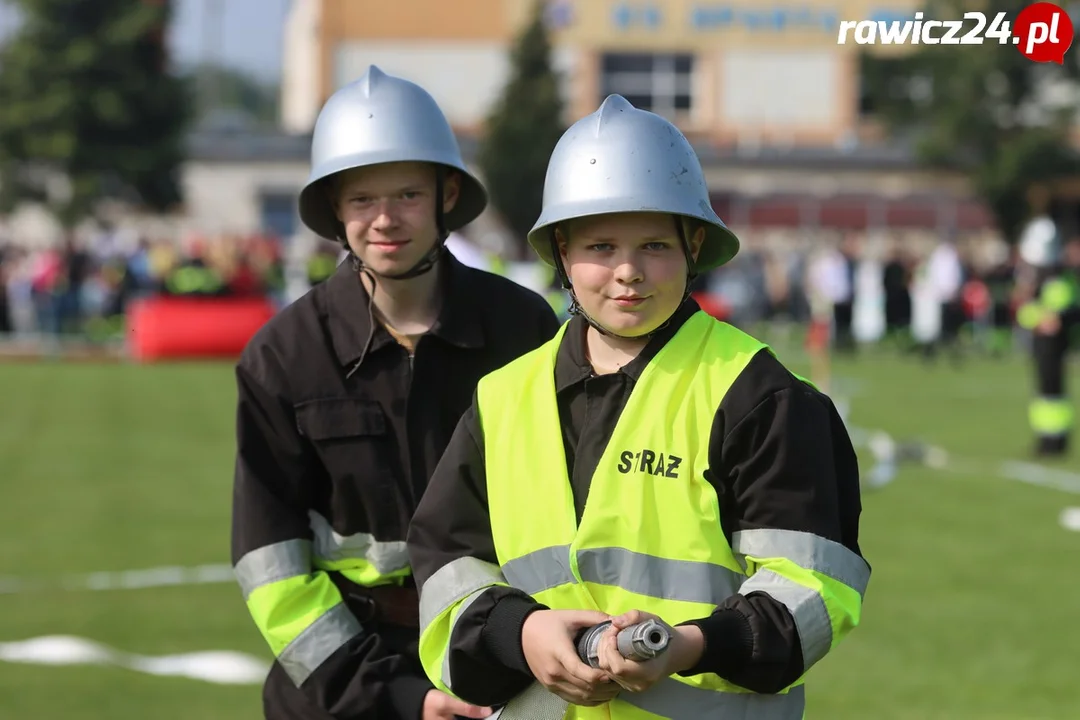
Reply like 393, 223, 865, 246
331, 162, 459, 277
557, 212, 701, 337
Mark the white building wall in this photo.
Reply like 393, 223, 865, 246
718, 50, 841, 139
332, 40, 580, 127
280, 0, 323, 134
180, 160, 311, 236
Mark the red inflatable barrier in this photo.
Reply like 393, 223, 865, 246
691, 292, 730, 322
127, 295, 277, 362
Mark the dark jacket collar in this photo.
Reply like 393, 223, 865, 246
324, 251, 485, 367
554, 298, 701, 392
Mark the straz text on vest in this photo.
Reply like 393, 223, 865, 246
617, 448, 683, 478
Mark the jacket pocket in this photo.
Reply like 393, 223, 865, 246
294, 397, 386, 441
293, 397, 400, 533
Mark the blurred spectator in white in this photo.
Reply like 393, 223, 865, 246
807, 239, 852, 344
853, 239, 885, 344
805, 243, 848, 392
444, 231, 493, 271
4, 247, 36, 336
922, 237, 965, 360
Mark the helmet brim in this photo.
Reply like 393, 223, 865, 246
299, 159, 488, 241
526, 205, 740, 275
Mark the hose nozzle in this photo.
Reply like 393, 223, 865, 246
575, 618, 672, 668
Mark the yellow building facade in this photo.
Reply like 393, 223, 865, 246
284, 0, 921, 145
277, 0, 1078, 238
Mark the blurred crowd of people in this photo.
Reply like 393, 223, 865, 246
0, 229, 293, 339
698, 232, 1080, 359
2, 224, 1077, 356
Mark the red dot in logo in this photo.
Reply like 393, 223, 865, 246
1014, 2, 1075, 64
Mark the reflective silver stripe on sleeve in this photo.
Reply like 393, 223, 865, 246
308, 511, 410, 574
234, 539, 313, 600
501, 545, 575, 596
576, 547, 742, 605
732, 528, 870, 596
740, 569, 832, 668
419, 556, 506, 632
277, 602, 363, 687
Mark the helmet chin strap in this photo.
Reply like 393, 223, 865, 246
550, 219, 699, 341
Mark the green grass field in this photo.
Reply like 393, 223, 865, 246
1, 344, 1078, 719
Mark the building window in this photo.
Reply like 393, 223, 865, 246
260, 191, 298, 240
600, 52, 694, 118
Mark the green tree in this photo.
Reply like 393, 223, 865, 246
476, 0, 566, 258
0, 0, 192, 226
861, 0, 1080, 241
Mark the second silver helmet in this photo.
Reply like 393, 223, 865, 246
527, 94, 738, 273
298, 65, 488, 241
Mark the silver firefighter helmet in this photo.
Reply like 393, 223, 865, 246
298, 65, 487, 241
527, 94, 738, 274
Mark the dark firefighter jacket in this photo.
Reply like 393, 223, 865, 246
231, 253, 559, 720
407, 298, 865, 706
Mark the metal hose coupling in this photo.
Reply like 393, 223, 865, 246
575, 618, 672, 668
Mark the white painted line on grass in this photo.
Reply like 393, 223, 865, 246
1059, 508, 1080, 531
78, 564, 237, 591
999, 461, 1080, 494
3, 413, 1080, 600
0, 635, 269, 684
844, 412, 1080, 496
0, 564, 236, 596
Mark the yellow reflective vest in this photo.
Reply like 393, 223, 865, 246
1018, 271, 1078, 440
1017, 272, 1079, 330
418, 311, 869, 719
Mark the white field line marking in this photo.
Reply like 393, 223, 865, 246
4, 416, 1080, 599
0, 635, 269, 684
998, 461, 1080, 494
834, 384, 1080, 496
1059, 507, 1080, 531
0, 564, 236, 595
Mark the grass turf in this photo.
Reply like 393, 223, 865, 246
0, 347, 1077, 719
